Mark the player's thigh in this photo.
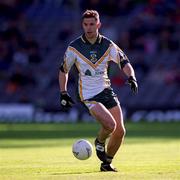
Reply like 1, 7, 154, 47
108, 105, 125, 134
90, 102, 116, 131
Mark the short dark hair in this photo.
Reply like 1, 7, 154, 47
82, 10, 100, 23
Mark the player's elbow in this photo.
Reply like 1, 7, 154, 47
120, 60, 129, 69
60, 64, 66, 73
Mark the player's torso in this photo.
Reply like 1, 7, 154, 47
70, 35, 112, 100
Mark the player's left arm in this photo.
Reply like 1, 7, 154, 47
109, 42, 138, 94
116, 46, 138, 94
123, 63, 138, 93
122, 63, 138, 94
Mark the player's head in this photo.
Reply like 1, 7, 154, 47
82, 10, 101, 39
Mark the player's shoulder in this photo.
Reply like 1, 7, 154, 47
68, 36, 82, 49
100, 35, 113, 46
103, 36, 122, 51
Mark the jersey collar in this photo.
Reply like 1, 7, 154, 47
81, 33, 102, 44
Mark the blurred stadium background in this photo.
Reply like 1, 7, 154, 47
0, 0, 179, 123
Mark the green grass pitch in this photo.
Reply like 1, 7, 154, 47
0, 122, 180, 180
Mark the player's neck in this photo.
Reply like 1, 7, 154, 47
85, 33, 98, 44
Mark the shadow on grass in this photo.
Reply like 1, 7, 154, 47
50, 170, 100, 175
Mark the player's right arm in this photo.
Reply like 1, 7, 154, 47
59, 68, 68, 92
59, 46, 76, 108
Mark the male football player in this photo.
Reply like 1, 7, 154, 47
59, 10, 138, 172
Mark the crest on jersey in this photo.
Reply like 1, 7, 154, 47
89, 51, 98, 63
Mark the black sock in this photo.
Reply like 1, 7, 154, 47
96, 138, 105, 145
105, 155, 113, 164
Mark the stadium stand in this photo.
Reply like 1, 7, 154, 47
0, 0, 179, 119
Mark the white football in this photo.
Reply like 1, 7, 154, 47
72, 139, 93, 160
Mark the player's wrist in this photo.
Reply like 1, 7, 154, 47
128, 76, 137, 82
60, 91, 68, 95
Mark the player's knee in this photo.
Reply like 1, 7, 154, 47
105, 120, 116, 133
115, 126, 126, 139
119, 127, 126, 138
121, 127, 126, 137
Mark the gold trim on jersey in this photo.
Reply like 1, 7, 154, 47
85, 101, 98, 110
69, 46, 95, 68
75, 61, 83, 101
79, 78, 83, 101
81, 34, 102, 44
84, 100, 97, 104
69, 46, 111, 69
98, 35, 102, 43
95, 46, 111, 67
81, 36, 86, 43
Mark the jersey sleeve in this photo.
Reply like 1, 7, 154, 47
109, 42, 129, 69
62, 46, 76, 73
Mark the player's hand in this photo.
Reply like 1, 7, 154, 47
127, 76, 138, 94
60, 91, 75, 109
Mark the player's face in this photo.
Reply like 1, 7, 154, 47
82, 18, 101, 39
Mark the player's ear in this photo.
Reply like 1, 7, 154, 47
97, 22, 101, 29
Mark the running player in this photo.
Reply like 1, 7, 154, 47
59, 10, 138, 172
